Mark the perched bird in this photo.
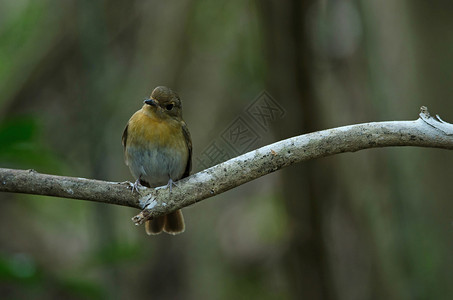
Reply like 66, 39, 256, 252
122, 86, 192, 235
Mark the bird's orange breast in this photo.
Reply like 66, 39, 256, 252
126, 109, 186, 149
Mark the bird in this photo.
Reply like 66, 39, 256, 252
122, 86, 192, 235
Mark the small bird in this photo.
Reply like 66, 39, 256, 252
122, 86, 192, 235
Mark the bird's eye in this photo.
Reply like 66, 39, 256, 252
166, 104, 174, 110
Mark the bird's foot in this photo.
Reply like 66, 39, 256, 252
119, 181, 138, 192
129, 179, 144, 193
166, 178, 179, 194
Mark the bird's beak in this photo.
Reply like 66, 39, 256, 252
144, 98, 159, 107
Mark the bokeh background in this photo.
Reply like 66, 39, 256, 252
1, 1, 453, 299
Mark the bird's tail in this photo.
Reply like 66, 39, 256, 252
145, 209, 185, 235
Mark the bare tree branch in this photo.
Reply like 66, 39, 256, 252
1, 107, 452, 226
0, 169, 142, 209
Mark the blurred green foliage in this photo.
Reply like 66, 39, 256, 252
0, 252, 106, 299
0, 117, 60, 171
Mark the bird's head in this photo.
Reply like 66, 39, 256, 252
143, 86, 183, 120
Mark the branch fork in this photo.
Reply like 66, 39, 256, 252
419, 106, 453, 135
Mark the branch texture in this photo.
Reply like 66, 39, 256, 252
1, 107, 452, 226
0, 169, 142, 209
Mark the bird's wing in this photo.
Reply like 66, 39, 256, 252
121, 123, 129, 149
181, 121, 192, 178
121, 122, 130, 166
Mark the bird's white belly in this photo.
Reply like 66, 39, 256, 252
126, 146, 187, 187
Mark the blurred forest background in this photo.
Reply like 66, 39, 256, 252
1, 0, 453, 299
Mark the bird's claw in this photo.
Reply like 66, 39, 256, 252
129, 179, 144, 193
166, 178, 179, 193
119, 181, 138, 192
